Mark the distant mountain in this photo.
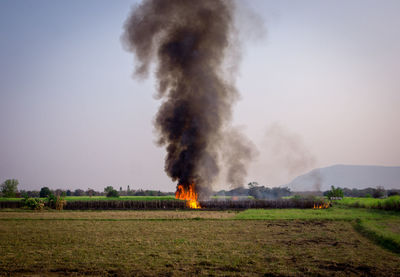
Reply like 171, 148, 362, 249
288, 164, 400, 191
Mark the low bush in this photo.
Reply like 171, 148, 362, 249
23, 198, 44, 210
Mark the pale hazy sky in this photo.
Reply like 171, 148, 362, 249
0, 0, 399, 191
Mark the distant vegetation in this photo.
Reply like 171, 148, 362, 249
214, 183, 399, 200
1, 178, 400, 209
327, 186, 399, 198
214, 183, 291, 200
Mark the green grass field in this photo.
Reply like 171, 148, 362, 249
0, 206, 399, 275
335, 196, 400, 211
355, 218, 400, 254
234, 206, 400, 220
336, 196, 391, 206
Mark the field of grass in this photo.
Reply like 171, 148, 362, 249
337, 197, 387, 206
336, 196, 400, 211
0, 216, 399, 275
234, 206, 400, 221
235, 207, 400, 256
355, 218, 400, 254
1, 207, 400, 275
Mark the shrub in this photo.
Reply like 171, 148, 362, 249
23, 198, 44, 210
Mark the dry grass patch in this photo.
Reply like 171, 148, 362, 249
1, 220, 399, 276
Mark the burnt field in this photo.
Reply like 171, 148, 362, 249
1, 209, 400, 276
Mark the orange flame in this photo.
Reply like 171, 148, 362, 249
175, 183, 201, 209
313, 202, 330, 209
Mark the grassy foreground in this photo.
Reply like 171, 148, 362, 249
0, 207, 399, 276
355, 218, 400, 254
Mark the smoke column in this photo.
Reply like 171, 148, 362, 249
122, 0, 254, 196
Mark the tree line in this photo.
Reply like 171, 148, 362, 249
214, 183, 400, 199
2, 178, 399, 199
214, 182, 292, 200
323, 186, 400, 198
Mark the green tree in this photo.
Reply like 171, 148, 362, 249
326, 186, 344, 199
86, 188, 95, 197
372, 186, 385, 198
74, 189, 84, 196
1, 179, 19, 197
107, 189, 119, 197
39, 187, 52, 198
104, 186, 114, 193
104, 186, 119, 197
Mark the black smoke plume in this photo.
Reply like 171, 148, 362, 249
122, 0, 255, 196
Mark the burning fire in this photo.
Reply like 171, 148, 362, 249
175, 183, 201, 209
313, 202, 330, 209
